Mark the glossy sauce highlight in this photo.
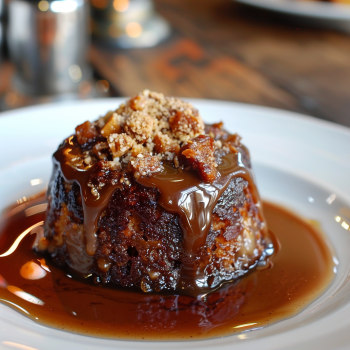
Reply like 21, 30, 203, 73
0, 196, 335, 340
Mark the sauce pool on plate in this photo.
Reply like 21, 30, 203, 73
0, 195, 335, 340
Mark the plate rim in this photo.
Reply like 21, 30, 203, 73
235, 0, 350, 20
0, 97, 349, 135
0, 98, 350, 350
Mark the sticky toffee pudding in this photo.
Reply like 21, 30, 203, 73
0, 92, 335, 340
42, 90, 271, 295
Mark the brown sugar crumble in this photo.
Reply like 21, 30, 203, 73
72, 90, 240, 184
179, 135, 218, 183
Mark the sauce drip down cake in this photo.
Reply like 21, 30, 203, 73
41, 91, 272, 295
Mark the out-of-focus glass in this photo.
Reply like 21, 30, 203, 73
7, 0, 91, 96
0, 0, 4, 18
0, 21, 3, 63
91, 0, 170, 48
0, 0, 4, 63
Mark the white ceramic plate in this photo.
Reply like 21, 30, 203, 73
0, 99, 350, 350
235, 0, 350, 20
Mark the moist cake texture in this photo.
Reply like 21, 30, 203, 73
41, 90, 271, 295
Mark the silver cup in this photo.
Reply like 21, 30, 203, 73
91, 0, 170, 48
0, 0, 4, 19
0, 21, 4, 64
8, 0, 91, 96
0, 0, 4, 63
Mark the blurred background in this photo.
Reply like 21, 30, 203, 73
0, 0, 350, 127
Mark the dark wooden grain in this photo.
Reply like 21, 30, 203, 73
1, 0, 350, 127
90, 0, 350, 127
0, 62, 13, 96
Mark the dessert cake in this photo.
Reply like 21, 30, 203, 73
41, 90, 272, 295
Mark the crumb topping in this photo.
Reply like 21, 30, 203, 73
101, 114, 122, 137
179, 135, 218, 183
169, 111, 203, 140
75, 121, 98, 145
108, 133, 135, 159
72, 90, 241, 183
131, 154, 164, 179
124, 111, 154, 143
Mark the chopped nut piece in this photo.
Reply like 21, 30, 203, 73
93, 142, 109, 160
129, 95, 148, 111
96, 111, 114, 128
153, 132, 180, 154
212, 121, 223, 129
84, 156, 92, 165
205, 122, 228, 140
131, 154, 163, 178
102, 110, 114, 123
131, 144, 147, 157
214, 140, 222, 149
145, 90, 164, 101
169, 111, 204, 138
91, 186, 100, 198
179, 135, 218, 183
101, 114, 123, 137
98, 160, 121, 172
223, 134, 242, 154
108, 133, 135, 158
124, 111, 154, 143
226, 133, 242, 146
96, 117, 106, 129
75, 121, 98, 145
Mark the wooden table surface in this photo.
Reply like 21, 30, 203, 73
90, 0, 350, 127
2, 0, 350, 127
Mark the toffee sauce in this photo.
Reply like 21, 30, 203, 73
54, 137, 266, 292
0, 196, 334, 340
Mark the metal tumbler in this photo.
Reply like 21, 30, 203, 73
0, 0, 4, 63
0, 0, 4, 19
8, 0, 91, 96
